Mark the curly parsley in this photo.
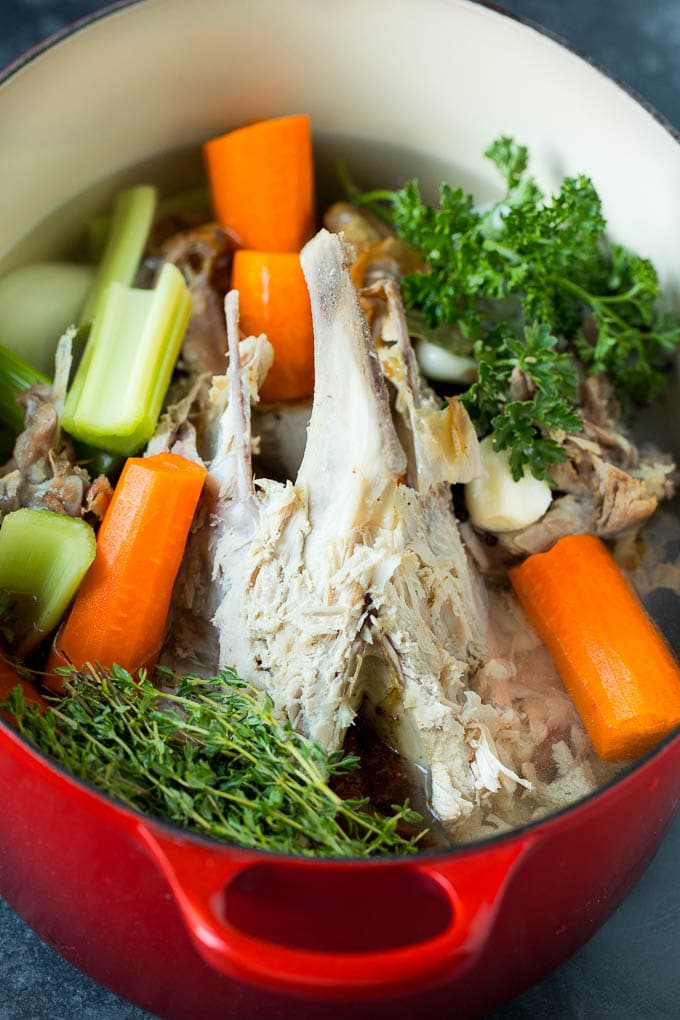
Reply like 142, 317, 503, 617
355, 138, 680, 478
461, 323, 581, 481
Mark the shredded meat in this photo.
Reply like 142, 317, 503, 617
160, 223, 233, 377
466, 374, 676, 570
0, 331, 111, 524
156, 313, 274, 677
83, 473, 113, 520
0, 383, 109, 524
157, 228, 630, 843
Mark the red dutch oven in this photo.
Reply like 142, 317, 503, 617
1, 1, 680, 1016
1, 718, 678, 1017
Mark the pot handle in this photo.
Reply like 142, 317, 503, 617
138, 823, 531, 998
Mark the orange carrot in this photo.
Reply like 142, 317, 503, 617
509, 534, 680, 761
0, 657, 46, 720
232, 250, 314, 402
203, 114, 314, 252
47, 453, 206, 682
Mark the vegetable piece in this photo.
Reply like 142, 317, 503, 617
86, 214, 111, 264
79, 184, 157, 328
465, 434, 552, 532
509, 534, 680, 760
0, 510, 96, 657
47, 453, 207, 678
0, 344, 49, 431
87, 187, 212, 262
4, 664, 423, 857
415, 338, 477, 384
232, 250, 314, 401
203, 114, 314, 251
62, 263, 192, 455
72, 441, 124, 483
0, 263, 95, 374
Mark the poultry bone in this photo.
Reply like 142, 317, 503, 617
211, 229, 529, 830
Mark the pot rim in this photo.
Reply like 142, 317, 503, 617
1, 0, 679, 865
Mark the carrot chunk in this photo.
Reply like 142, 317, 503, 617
203, 114, 314, 252
509, 534, 680, 761
232, 250, 314, 401
47, 453, 206, 680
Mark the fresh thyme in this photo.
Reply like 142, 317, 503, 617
1, 664, 424, 858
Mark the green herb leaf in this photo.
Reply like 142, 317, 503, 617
352, 137, 680, 476
2, 665, 424, 858
461, 323, 581, 480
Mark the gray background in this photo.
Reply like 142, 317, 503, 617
1, 1, 680, 1018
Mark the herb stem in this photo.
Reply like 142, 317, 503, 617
5, 666, 424, 858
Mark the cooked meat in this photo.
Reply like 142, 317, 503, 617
213, 231, 408, 749
160, 223, 233, 377
158, 302, 273, 677
466, 373, 676, 569
369, 276, 481, 492
83, 473, 113, 520
323, 201, 387, 252
324, 203, 424, 340
596, 461, 657, 534
210, 231, 538, 832
0, 330, 110, 523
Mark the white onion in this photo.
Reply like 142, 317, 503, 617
465, 434, 552, 533
414, 338, 477, 384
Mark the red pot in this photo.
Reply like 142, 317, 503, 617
0, 716, 678, 1019
2, 1, 680, 1016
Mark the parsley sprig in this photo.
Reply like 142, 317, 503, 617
461, 323, 582, 480
2, 664, 424, 857
354, 138, 680, 478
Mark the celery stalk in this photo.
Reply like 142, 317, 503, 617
0, 508, 96, 656
79, 185, 157, 328
63, 263, 192, 455
86, 213, 112, 263
0, 344, 49, 431
156, 185, 211, 220
86, 186, 210, 264
72, 440, 124, 481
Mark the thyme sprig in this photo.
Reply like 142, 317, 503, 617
2, 664, 424, 858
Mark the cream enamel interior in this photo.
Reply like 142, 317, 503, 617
1, 0, 680, 297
